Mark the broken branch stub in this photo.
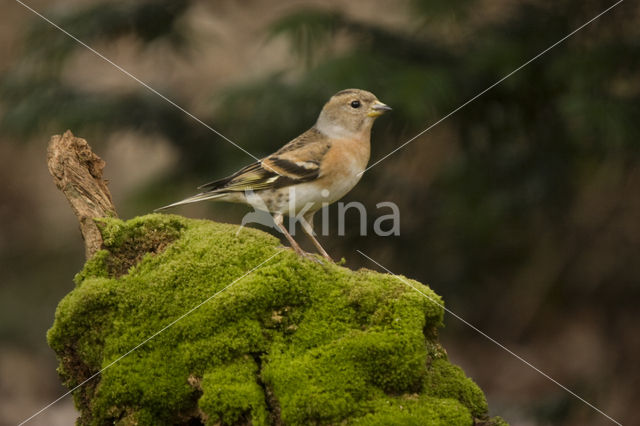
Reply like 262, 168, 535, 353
47, 130, 117, 259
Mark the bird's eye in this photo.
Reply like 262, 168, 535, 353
350, 100, 361, 108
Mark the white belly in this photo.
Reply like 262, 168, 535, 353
250, 166, 363, 216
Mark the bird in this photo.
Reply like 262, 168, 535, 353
157, 89, 391, 261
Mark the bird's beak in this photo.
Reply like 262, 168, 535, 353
368, 101, 392, 117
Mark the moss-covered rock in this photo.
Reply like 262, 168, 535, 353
48, 214, 505, 425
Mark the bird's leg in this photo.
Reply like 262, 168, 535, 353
273, 213, 306, 257
301, 212, 333, 262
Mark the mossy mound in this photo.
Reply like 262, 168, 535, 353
48, 214, 506, 425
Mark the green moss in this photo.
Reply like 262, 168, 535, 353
351, 395, 473, 425
75, 215, 184, 282
48, 214, 505, 425
424, 359, 489, 418
200, 357, 269, 425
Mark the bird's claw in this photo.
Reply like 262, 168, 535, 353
292, 248, 332, 264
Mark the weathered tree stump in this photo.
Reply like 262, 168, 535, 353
47, 130, 117, 258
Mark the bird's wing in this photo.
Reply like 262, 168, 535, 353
156, 128, 332, 210
198, 127, 331, 193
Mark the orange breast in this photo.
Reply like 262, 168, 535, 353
320, 137, 370, 178
315, 136, 371, 203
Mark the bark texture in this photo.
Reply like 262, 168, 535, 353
47, 130, 117, 258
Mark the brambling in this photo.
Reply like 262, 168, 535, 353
158, 89, 391, 261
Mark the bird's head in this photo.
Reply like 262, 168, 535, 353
315, 89, 391, 139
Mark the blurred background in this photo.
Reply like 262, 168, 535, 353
1, 0, 638, 424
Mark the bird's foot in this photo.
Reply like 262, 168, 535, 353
306, 251, 334, 264
290, 247, 327, 264
301, 251, 324, 264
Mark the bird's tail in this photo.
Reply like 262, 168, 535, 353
155, 192, 226, 211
